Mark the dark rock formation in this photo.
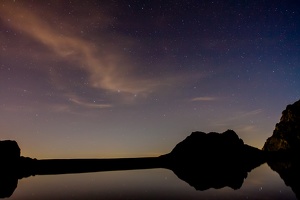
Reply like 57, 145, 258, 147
167, 130, 244, 159
263, 99, 300, 153
0, 140, 20, 162
161, 130, 266, 190
163, 130, 264, 164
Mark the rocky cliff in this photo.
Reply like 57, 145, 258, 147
263, 99, 300, 152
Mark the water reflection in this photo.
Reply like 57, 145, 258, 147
2, 164, 297, 200
164, 154, 263, 191
1, 157, 298, 199
267, 158, 300, 199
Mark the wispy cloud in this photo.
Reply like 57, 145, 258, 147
214, 109, 263, 127
190, 96, 216, 102
69, 97, 113, 108
1, 2, 209, 108
236, 125, 257, 132
65, 93, 113, 109
0, 3, 156, 95
237, 109, 263, 118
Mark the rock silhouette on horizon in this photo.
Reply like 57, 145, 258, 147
0, 140, 20, 162
164, 130, 263, 162
263, 99, 300, 153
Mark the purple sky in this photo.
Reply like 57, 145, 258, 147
1, 1, 299, 158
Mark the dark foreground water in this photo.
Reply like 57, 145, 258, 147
5, 163, 297, 200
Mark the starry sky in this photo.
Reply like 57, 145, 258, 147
0, 0, 299, 159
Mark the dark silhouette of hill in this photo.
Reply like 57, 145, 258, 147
0, 130, 266, 198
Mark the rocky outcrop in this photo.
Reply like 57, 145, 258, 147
163, 129, 264, 163
0, 140, 20, 161
161, 130, 266, 190
263, 99, 300, 153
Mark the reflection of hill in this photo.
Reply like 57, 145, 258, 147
165, 150, 264, 191
169, 161, 250, 190
0, 130, 267, 198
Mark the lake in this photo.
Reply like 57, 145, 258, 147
5, 163, 297, 200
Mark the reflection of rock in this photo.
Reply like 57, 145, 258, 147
268, 159, 300, 200
263, 99, 300, 152
161, 130, 266, 190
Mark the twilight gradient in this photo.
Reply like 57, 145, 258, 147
0, 1, 299, 159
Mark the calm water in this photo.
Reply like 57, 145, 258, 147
5, 163, 297, 200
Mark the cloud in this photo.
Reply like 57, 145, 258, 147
237, 109, 263, 118
190, 96, 216, 101
69, 97, 112, 109
229, 109, 263, 121
214, 109, 263, 127
0, 3, 156, 95
236, 125, 256, 132
0, 2, 209, 108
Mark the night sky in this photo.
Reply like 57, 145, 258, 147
1, 1, 299, 159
